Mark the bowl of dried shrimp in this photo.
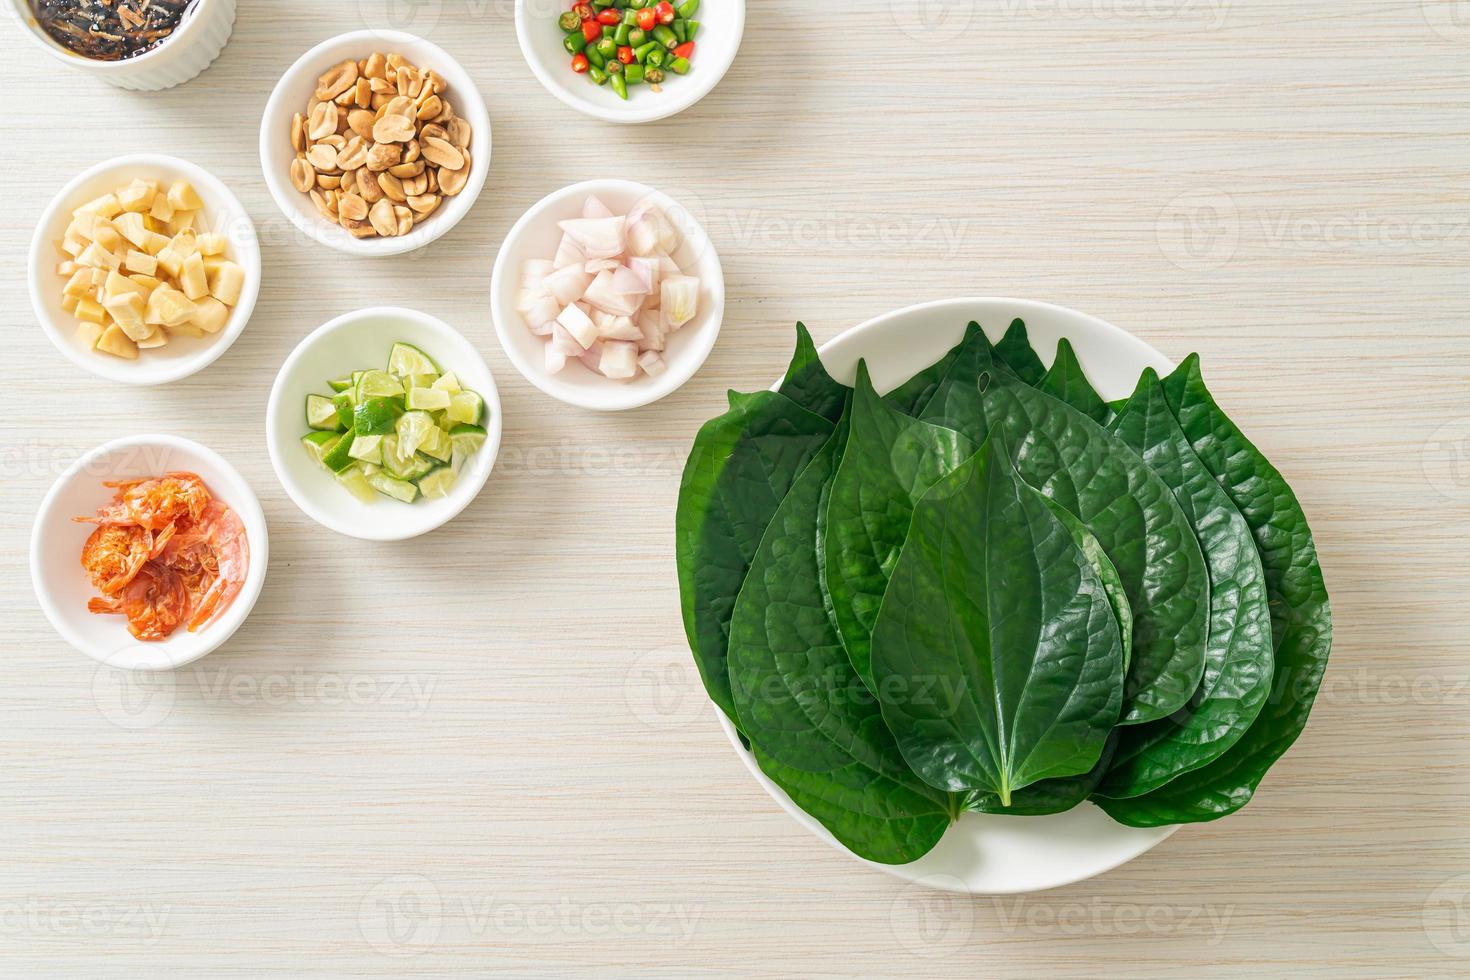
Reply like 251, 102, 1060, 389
30, 435, 269, 671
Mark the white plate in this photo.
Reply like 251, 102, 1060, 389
722, 297, 1180, 894
31, 435, 269, 671
265, 307, 502, 541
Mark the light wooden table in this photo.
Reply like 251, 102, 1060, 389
2, 1, 1467, 976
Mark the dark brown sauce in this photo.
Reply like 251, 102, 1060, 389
31, 0, 198, 62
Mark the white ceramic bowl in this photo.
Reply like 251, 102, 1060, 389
260, 30, 492, 257
31, 435, 269, 671
9, 0, 236, 90
266, 307, 503, 541
727, 297, 1180, 894
29, 153, 262, 386
515, 0, 745, 124
491, 179, 724, 411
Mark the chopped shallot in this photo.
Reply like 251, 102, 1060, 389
519, 195, 703, 382
600, 341, 639, 380
557, 216, 626, 260
660, 275, 700, 329
553, 234, 584, 270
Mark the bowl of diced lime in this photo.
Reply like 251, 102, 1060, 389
266, 307, 502, 540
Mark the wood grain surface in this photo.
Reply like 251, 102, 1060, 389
2, 1, 1467, 976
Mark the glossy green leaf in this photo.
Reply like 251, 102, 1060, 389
964, 732, 1120, 816
1039, 495, 1134, 672
778, 322, 849, 423
1095, 370, 1274, 800
1039, 338, 1110, 424
676, 390, 834, 723
823, 365, 976, 691
909, 325, 1210, 725
993, 317, 1047, 386
729, 420, 956, 863
754, 747, 954, 865
1097, 356, 1332, 826
869, 438, 1126, 802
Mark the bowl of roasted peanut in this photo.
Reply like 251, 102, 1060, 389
260, 31, 491, 257
29, 153, 260, 385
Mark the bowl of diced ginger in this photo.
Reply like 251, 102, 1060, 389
29, 154, 261, 386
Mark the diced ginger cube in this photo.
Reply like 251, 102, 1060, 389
179, 253, 208, 300
103, 291, 150, 341
207, 261, 244, 306
168, 210, 196, 235
62, 294, 80, 314
189, 296, 230, 334
197, 233, 226, 256
141, 231, 171, 256
56, 259, 77, 277
149, 193, 175, 223
74, 193, 122, 219
129, 274, 161, 293
93, 223, 122, 253
135, 327, 169, 349
124, 250, 158, 276
113, 212, 148, 248
144, 214, 168, 235
62, 268, 93, 298
167, 180, 203, 212
155, 232, 195, 278
105, 270, 146, 297
61, 236, 84, 258
75, 320, 103, 349
96, 323, 139, 360
118, 179, 157, 213
75, 297, 106, 325
77, 242, 119, 271
165, 320, 206, 339
144, 286, 197, 327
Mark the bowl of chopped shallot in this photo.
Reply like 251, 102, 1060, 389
490, 178, 724, 411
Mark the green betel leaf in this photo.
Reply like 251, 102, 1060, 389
729, 419, 956, 863
1039, 337, 1110, 425
909, 326, 1211, 726
1094, 370, 1274, 801
1038, 495, 1134, 672
676, 390, 835, 723
753, 747, 953, 865
778, 322, 849, 423
869, 437, 1126, 803
964, 732, 1120, 816
823, 364, 977, 691
1096, 356, 1332, 826
993, 318, 1047, 386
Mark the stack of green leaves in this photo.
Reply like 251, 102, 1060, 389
676, 322, 1332, 865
